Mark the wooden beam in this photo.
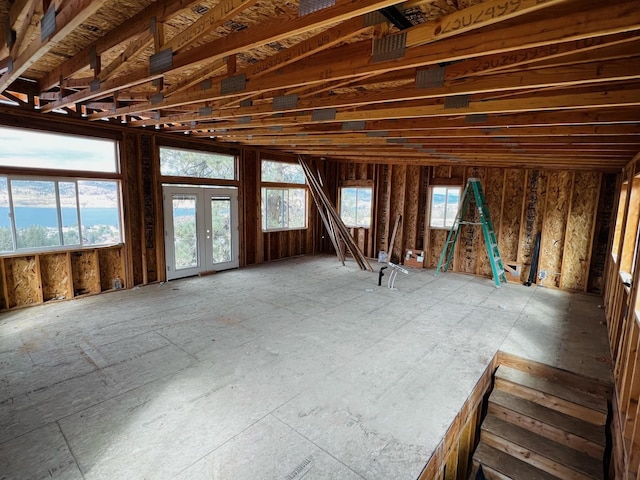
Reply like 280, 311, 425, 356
0, 0, 108, 94
38, 0, 197, 91
120, 57, 640, 127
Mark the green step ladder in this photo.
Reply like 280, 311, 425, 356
435, 178, 507, 288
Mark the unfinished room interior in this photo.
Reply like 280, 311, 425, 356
0, 0, 640, 478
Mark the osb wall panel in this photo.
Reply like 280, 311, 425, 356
539, 171, 573, 288
518, 170, 548, 282
389, 164, 407, 263
5, 256, 41, 308
71, 251, 101, 296
561, 172, 601, 291
477, 168, 504, 277
403, 165, 421, 252
589, 173, 617, 293
99, 247, 125, 291
429, 230, 448, 268
40, 253, 71, 301
376, 164, 392, 254
457, 167, 484, 274
434, 166, 451, 178
499, 169, 526, 263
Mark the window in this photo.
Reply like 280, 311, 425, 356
159, 147, 235, 180
430, 186, 461, 228
0, 126, 118, 173
0, 126, 122, 253
0, 177, 121, 252
340, 187, 372, 228
261, 160, 307, 231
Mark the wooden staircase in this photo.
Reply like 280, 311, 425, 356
471, 356, 610, 480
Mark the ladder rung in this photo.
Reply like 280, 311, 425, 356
459, 221, 482, 225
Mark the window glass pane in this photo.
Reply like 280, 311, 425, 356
445, 188, 460, 227
356, 188, 372, 227
11, 180, 61, 249
262, 188, 286, 230
430, 187, 446, 228
59, 182, 80, 246
261, 160, 305, 184
172, 195, 198, 270
159, 147, 235, 180
78, 181, 121, 245
340, 187, 372, 228
340, 188, 357, 226
288, 188, 306, 228
211, 197, 232, 263
0, 126, 117, 173
0, 178, 13, 252
261, 187, 306, 231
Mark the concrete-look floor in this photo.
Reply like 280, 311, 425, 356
0, 255, 612, 480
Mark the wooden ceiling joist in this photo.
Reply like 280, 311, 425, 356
0, 0, 637, 170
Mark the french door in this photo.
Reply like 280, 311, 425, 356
163, 186, 239, 280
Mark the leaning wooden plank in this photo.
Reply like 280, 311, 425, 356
299, 156, 371, 270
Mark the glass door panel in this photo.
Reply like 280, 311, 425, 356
172, 194, 198, 270
210, 197, 232, 264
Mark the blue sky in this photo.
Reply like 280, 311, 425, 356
0, 126, 117, 172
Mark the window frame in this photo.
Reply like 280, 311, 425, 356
338, 185, 373, 228
158, 146, 237, 183
429, 185, 462, 230
260, 159, 308, 232
0, 174, 123, 255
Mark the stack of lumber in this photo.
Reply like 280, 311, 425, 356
298, 155, 372, 271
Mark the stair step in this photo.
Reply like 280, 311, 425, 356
473, 442, 559, 480
494, 365, 607, 425
481, 415, 602, 480
488, 390, 605, 459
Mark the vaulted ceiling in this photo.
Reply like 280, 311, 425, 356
0, 0, 639, 171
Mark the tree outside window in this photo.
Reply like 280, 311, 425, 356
340, 187, 372, 228
260, 160, 307, 232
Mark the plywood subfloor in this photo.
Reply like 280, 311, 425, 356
0, 255, 612, 480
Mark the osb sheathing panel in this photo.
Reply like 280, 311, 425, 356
539, 171, 572, 288
561, 172, 601, 291
403, 165, 421, 251
457, 167, 484, 274
477, 168, 504, 277
71, 251, 101, 295
389, 165, 407, 263
99, 247, 125, 292
376, 165, 391, 253
429, 230, 448, 268
5, 256, 41, 308
451, 166, 466, 179
499, 169, 526, 263
434, 166, 451, 178
519, 170, 548, 282
40, 253, 72, 301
